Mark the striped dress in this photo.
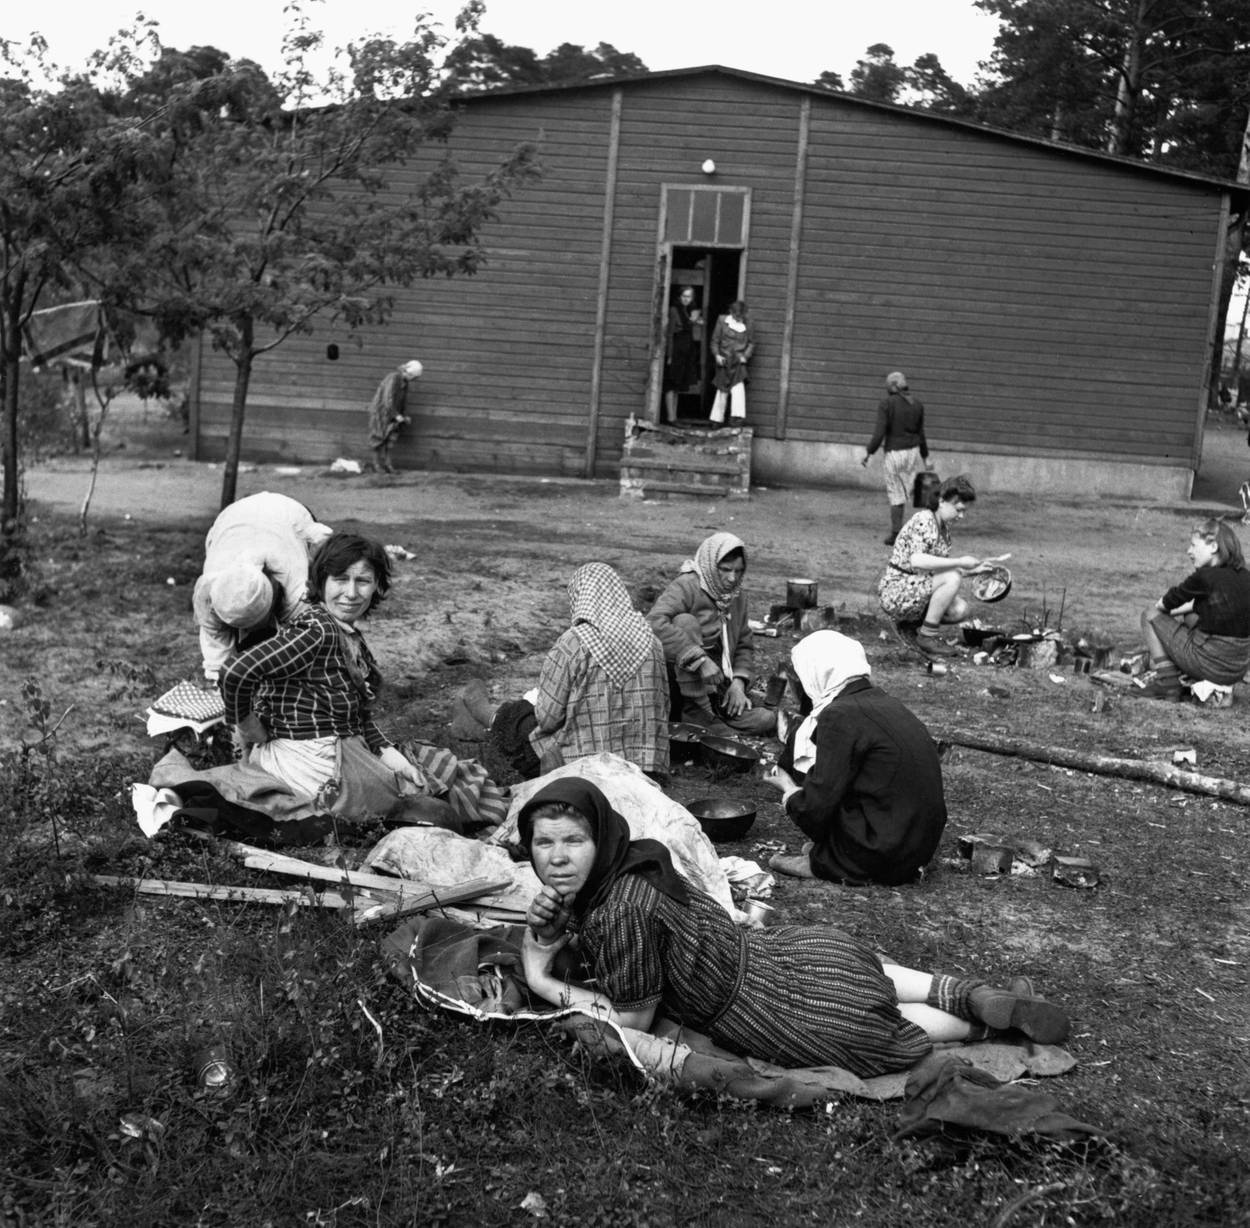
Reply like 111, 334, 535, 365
577, 875, 931, 1077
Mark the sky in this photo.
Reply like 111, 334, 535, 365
10, 0, 1003, 89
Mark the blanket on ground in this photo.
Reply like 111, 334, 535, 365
488, 752, 736, 917
384, 915, 1099, 1135
133, 741, 506, 846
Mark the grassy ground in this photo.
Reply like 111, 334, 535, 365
3, 431, 1250, 1225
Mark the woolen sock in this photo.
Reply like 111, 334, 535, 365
926, 973, 985, 1020
918, 621, 943, 640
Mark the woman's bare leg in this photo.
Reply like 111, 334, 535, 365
899, 1003, 973, 1042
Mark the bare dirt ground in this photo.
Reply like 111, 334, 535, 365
4, 405, 1250, 1221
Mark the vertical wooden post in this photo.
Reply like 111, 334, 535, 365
585, 88, 623, 479
776, 97, 810, 442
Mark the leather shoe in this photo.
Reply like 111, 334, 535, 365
969, 985, 1070, 1044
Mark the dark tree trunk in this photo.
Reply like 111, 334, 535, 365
220, 317, 254, 510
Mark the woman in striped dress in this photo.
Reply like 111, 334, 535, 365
518, 778, 1069, 1077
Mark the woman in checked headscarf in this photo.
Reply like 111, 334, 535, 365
646, 531, 776, 736
463, 563, 670, 781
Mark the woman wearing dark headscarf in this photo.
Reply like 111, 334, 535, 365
470, 563, 669, 778
1134, 518, 1250, 701
646, 532, 775, 735
518, 778, 1070, 1074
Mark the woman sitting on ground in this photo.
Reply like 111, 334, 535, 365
763, 630, 947, 885
463, 562, 670, 781
877, 475, 1007, 658
518, 778, 1070, 1079
221, 532, 436, 821
646, 532, 775, 736
1134, 518, 1250, 701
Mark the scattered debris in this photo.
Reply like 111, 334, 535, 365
330, 457, 363, 474
1052, 857, 1101, 889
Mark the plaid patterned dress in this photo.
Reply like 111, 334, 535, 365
221, 605, 388, 751
578, 875, 931, 1077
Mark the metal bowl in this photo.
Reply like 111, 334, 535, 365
972, 566, 1013, 603
667, 722, 705, 765
697, 735, 761, 774
686, 797, 757, 842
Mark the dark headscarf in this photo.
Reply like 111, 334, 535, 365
517, 778, 690, 916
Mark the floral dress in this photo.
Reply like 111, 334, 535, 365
877, 510, 950, 622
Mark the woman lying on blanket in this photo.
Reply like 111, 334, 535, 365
220, 532, 445, 823
518, 778, 1070, 1079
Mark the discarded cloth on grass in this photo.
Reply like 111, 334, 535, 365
364, 826, 541, 916
894, 1050, 1102, 1141
132, 739, 478, 846
384, 914, 1084, 1123
487, 752, 736, 917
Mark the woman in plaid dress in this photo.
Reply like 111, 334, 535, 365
484, 563, 670, 780
518, 779, 1069, 1076
221, 532, 433, 821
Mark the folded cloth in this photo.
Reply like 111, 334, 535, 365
146, 681, 226, 736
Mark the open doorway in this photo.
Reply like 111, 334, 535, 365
662, 246, 743, 424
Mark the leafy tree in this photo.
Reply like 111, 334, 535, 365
974, 0, 1250, 172
103, 7, 539, 508
813, 70, 846, 92
0, 41, 148, 536
443, 34, 647, 93
847, 44, 908, 104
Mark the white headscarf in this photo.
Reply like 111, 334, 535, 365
790, 630, 871, 773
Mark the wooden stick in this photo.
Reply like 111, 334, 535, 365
184, 832, 514, 908
933, 727, 1250, 807
92, 875, 366, 909
352, 877, 513, 924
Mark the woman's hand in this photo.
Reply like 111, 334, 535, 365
764, 764, 797, 794
953, 554, 982, 571
526, 884, 571, 943
234, 713, 269, 749
696, 656, 725, 688
723, 677, 750, 717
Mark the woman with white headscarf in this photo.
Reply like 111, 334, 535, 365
646, 531, 776, 736
763, 630, 946, 884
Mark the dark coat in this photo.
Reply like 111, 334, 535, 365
779, 678, 946, 885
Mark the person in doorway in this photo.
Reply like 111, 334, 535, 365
367, 359, 423, 473
877, 475, 1008, 658
517, 777, 1070, 1080
646, 531, 775, 736
193, 492, 334, 685
1133, 518, 1250, 701
708, 301, 754, 426
663, 286, 701, 423
863, 371, 932, 545
763, 630, 947, 884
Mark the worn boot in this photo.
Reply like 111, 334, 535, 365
928, 973, 1070, 1045
1131, 659, 1182, 700
884, 503, 905, 545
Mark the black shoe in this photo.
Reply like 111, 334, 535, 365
918, 635, 959, 658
